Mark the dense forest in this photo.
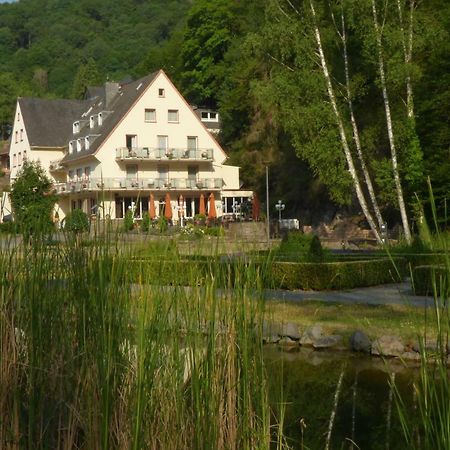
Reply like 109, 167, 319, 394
0, 0, 449, 231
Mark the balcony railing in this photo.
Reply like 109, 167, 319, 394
49, 159, 64, 172
115, 147, 214, 162
54, 177, 223, 194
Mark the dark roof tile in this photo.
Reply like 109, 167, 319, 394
19, 98, 90, 148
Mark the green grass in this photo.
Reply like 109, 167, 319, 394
265, 300, 436, 342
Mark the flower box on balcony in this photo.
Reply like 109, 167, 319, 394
196, 182, 203, 189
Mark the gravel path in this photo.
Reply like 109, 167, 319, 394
263, 281, 434, 308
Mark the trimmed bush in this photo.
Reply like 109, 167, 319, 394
270, 257, 406, 290
413, 265, 449, 296
123, 210, 134, 231
141, 212, 150, 232
277, 231, 324, 262
126, 256, 406, 291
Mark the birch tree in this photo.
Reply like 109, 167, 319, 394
371, 0, 412, 243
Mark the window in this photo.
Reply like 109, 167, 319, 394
126, 134, 137, 150
200, 111, 219, 122
98, 113, 103, 126
12, 154, 16, 167
158, 165, 169, 182
145, 108, 156, 122
126, 164, 137, 179
17, 112, 20, 122
76, 139, 82, 152
76, 168, 83, 179
187, 136, 198, 150
15, 131, 18, 143
85, 136, 90, 150
73, 122, 80, 134
20, 129, 23, 142
69, 141, 74, 154
158, 88, 165, 97
23, 150, 27, 161
90, 116, 96, 129
84, 167, 90, 178
18, 152, 22, 165
68, 170, 74, 180
157, 135, 168, 150
168, 109, 179, 123
188, 165, 198, 180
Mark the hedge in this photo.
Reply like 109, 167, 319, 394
125, 257, 406, 291
413, 265, 449, 296
269, 258, 406, 291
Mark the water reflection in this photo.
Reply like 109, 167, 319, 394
264, 346, 416, 450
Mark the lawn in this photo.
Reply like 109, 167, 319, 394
265, 300, 438, 342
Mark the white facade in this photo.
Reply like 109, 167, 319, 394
9, 70, 251, 222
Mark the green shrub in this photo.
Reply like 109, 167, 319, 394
141, 212, 150, 232
123, 210, 134, 232
413, 265, 449, 296
277, 231, 324, 262
0, 221, 17, 234
270, 257, 406, 290
64, 209, 89, 233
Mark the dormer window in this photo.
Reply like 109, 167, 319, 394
98, 113, 103, 126
200, 111, 219, 122
158, 88, 165, 97
76, 139, 82, 152
69, 141, 74, 154
90, 115, 96, 129
85, 136, 90, 150
73, 121, 80, 134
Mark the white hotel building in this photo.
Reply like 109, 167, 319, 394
8, 70, 252, 222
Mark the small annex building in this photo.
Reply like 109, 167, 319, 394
8, 70, 252, 222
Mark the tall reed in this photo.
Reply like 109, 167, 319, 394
394, 183, 450, 449
0, 230, 282, 449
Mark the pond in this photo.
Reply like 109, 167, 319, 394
265, 346, 417, 450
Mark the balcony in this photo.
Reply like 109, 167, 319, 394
115, 147, 214, 162
54, 177, 223, 194
49, 159, 64, 172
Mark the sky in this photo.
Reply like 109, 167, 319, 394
0, 0, 17, 3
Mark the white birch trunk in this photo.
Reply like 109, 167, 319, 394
310, 0, 382, 243
371, 0, 412, 244
340, 11, 384, 229
396, 0, 415, 118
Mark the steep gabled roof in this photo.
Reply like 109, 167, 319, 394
62, 72, 159, 163
18, 98, 90, 148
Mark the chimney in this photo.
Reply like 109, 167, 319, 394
105, 82, 120, 108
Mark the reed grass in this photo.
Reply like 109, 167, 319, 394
394, 183, 450, 449
0, 230, 284, 449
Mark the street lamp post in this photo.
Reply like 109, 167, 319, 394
275, 200, 285, 223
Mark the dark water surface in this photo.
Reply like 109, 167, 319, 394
265, 346, 417, 450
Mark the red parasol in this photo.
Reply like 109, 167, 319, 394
199, 193, 206, 216
164, 193, 172, 220
252, 193, 260, 221
208, 193, 217, 219
149, 193, 156, 219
